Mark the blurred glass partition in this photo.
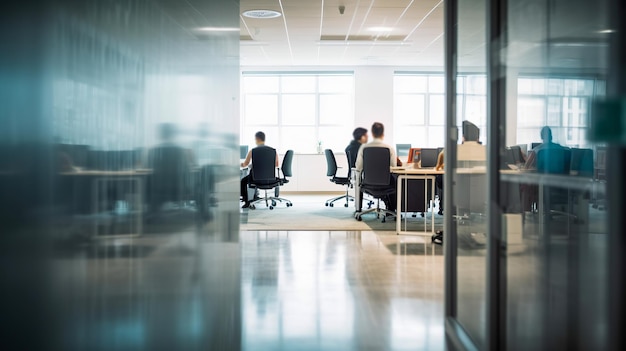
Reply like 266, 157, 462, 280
0, 0, 240, 349
499, 0, 610, 349
450, 0, 490, 348
446, 0, 617, 349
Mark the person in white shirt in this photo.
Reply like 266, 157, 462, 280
355, 122, 398, 212
355, 122, 398, 171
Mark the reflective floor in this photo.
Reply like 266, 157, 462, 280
241, 231, 445, 351
50, 230, 445, 350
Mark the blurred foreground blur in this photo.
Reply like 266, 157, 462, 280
0, 1, 241, 349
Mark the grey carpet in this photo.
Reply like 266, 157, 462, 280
240, 195, 444, 232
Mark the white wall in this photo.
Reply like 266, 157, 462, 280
353, 66, 397, 145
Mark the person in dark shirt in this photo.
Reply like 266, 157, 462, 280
524, 126, 565, 169
345, 127, 368, 169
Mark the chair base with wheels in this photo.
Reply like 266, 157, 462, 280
248, 187, 292, 210
325, 180, 355, 208
326, 194, 355, 207
355, 198, 396, 223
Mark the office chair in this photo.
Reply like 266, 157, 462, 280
324, 149, 354, 207
274, 150, 294, 207
346, 150, 374, 209
247, 146, 289, 210
537, 148, 578, 224
147, 145, 196, 216
355, 148, 397, 223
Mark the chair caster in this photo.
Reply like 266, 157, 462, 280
269, 206, 274, 210
272, 200, 277, 206
356, 215, 362, 221
412, 214, 417, 218
382, 217, 386, 223
249, 205, 256, 210
330, 203, 334, 207
344, 203, 349, 207
421, 212, 425, 217
288, 203, 293, 207
325, 203, 329, 206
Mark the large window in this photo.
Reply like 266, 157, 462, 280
394, 74, 487, 147
241, 73, 354, 154
516, 77, 602, 148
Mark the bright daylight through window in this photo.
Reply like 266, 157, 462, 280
242, 74, 354, 154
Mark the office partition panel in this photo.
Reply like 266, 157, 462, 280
445, 0, 619, 349
0, 1, 241, 349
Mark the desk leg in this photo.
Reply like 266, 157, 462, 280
396, 175, 402, 235
431, 177, 436, 234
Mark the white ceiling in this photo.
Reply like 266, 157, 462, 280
240, 0, 446, 67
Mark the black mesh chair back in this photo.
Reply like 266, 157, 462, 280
362, 147, 391, 186
537, 147, 571, 174
281, 150, 294, 178
251, 146, 279, 188
324, 149, 339, 177
148, 146, 191, 202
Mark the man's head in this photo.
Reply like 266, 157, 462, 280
353, 127, 368, 144
371, 122, 385, 139
255, 131, 266, 146
540, 126, 553, 143
159, 123, 177, 142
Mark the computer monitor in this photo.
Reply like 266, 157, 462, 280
530, 142, 541, 150
240, 145, 249, 159
396, 144, 412, 157
420, 148, 439, 168
407, 148, 421, 164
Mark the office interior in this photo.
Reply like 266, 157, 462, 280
0, 0, 623, 350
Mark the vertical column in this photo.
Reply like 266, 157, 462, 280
486, 0, 507, 349
443, 0, 458, 322
607, 0, 626, 348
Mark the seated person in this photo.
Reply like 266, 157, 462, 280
148, 123, 197, 212
345, 127, 368, 169
524, 126, 565, 169
240, 131, 279, 208
355, 122, 397, 212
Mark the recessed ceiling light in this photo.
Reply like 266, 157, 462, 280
597, 29, 616, 34
242, 10, 282, 19
368, 27, 394, 32
197, 27, 240, 32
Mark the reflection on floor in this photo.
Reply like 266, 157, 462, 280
50, 229, 445, 350
242, 231, 444, 351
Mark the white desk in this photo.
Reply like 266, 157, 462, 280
392, 168, 443, 236
352, 166, 443, 235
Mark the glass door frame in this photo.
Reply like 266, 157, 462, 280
444, 0, 626, 349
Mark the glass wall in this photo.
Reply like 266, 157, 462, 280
451, 0, 489, 348
499, 0, 609, 349
446, 0, 616, 349
0, 0, 241, 349
241, 73, 354, 154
